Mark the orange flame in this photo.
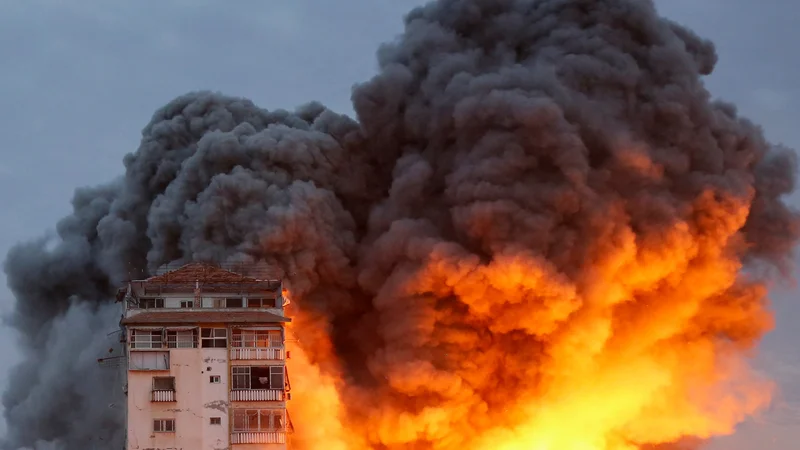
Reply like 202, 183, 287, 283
285, 188, 776, 449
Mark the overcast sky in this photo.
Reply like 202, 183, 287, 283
0, 1, 798, 448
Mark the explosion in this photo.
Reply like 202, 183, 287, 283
3, 0, 799, 449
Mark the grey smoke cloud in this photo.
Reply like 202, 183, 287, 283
3, 0, 798, 449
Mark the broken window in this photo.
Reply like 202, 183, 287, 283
210, 417, 221, 425
152, 376, 175, 391
231, 366, 284, 390
130, 351, 169, 370
209, 375, 221, 383
167, 329, 196, 348
231, 409, 285, 431
131, 330, 163, 349
139, 298, 164, 309
201, 328, 227, 348
231, 329, 282, 348
153, 418, 175, 432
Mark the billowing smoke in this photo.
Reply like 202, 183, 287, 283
3, 0, 799, 449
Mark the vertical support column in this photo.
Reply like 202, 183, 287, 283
227, 324, 233, 444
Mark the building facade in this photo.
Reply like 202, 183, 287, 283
119, 263, 292, 450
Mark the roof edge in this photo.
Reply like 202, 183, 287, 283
121, 311, 292, 325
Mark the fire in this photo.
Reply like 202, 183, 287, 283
285, 188, 777, 449
284, 313, 369, 450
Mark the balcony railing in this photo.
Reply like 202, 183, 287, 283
151, 390, 176, 402
230, 389, 285, 402
230, 431, 287, 444
230, 347, 285, 360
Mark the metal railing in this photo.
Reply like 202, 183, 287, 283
230, 389, 285, 402
151, 390, 176, 402
166, 336, 196, 348
230, 347, 285, 361
230, 431, 287, 444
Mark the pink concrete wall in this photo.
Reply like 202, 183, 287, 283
126, 347, 229, 450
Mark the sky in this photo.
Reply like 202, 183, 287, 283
0, 0, 798, 448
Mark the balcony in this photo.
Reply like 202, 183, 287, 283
230, 347, 285, 361
151, 390, 176, 402
230, 329, 284, 361
231, 431, 287, 444
230, 389, 285, 402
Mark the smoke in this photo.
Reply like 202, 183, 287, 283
3, 0, 799, 449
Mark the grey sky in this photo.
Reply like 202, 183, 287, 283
0, 1, 797, 448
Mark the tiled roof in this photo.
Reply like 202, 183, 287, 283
141, 262, 281, 284
122, 310, 291, 325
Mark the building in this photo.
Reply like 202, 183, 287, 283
118, 262, 293, 450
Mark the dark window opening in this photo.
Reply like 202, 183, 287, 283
231, 366, 284, 390
225, 297, 243, 308
201, 328, 227, 348
152, 376, 175, 391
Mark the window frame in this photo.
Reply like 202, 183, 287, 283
166, 329, 197, 348
131, 330, 163, 349
231, 365, 285, 390
129, 351, 170, 371
201, 328, 227, 348
231, 408, 285, 432
139, 298, 165, 309
153, 418, 175, 433
231, 329, 282, 348
246, 297, 278, 308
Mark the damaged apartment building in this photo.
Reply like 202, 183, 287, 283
118, 262, 293, 450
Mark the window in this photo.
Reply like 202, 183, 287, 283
153, 419, 175, 433
231, 366, 284, 390
225, 297, 244, 308
209, 375, 221, 384
131, 330, 162, 349
231, 329, 282, 348
129, 351, 169, 370
179, 300, 194, 308
269, 366, 284, 389
212, 298, 226, 308
139, 298, 164, 309
210, 417, 222, 425
152, 376, 175, 391
167, 329, 196, 348
201, 328, 227, 348
246, 297, 278, 308
232, 409, 285, 431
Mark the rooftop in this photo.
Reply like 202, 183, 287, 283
122, 310, 291, 325
141, 262, 281, 284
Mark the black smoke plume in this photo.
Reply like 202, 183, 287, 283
3, 0, 798, 449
